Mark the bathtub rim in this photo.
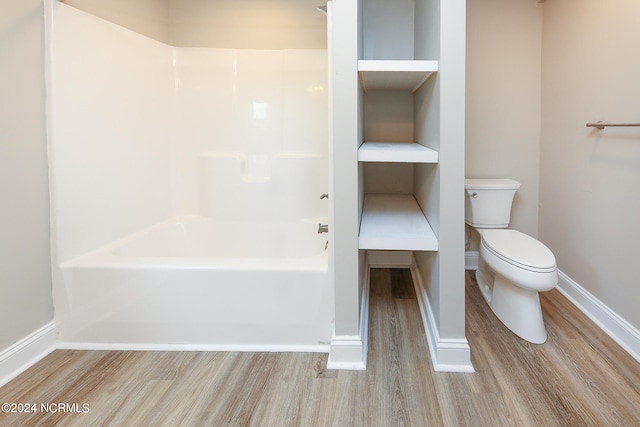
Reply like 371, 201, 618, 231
60, 215, 329, 270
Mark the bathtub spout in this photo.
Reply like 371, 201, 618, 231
318, 224, 328, 234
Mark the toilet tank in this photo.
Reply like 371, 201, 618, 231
465, 179, 521, 228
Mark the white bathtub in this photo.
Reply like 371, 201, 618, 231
56, 217, 333, 351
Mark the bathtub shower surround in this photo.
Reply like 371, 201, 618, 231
48, 2, 331, 349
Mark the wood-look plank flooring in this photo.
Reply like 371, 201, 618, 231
1, 269, 639, 426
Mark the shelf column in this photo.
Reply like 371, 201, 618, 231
326, 0, 367, 370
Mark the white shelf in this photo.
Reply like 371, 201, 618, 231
359, 194, 438, 251
358, 141, 438, 163
358, 60, 438, 92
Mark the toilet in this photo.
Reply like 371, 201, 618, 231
465, 178, 558, 344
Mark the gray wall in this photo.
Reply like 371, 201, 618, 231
467, 0, 640, 336
540, 0, 640, 331
63, 0, 170, 43
414, 0, 468, 342
330, 0, 363, 339
167, 0, 327, 49
0, 0, 54, 350
466, 0, 543, 244
62, 0, 327, 49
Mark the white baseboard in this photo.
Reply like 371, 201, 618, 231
366, 250, 413, 268
556, 270, 640, 363
326, 336, 367, 370
465, 250, 479, 270
0, 321, 57, 388
410, 261, 474, 373
327, 265, 370, 370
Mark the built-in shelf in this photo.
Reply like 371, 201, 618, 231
358, 141, 438, 163
359, 194, 438, 251
358, 60, 438, 92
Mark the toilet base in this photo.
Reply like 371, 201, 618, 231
489, 272, 547, 344
474, 249, 552, 345
475, 266, 494, 305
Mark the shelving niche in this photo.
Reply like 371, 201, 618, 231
329, 0, 470, 372
358, 60, 438, 252
359, 194, 437, 251
358, 60, 438, 92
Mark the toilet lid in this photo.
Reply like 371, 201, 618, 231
481, 229, 556, 272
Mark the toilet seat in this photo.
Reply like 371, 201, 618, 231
481, 229, 556, 273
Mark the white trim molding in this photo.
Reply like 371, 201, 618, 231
0, 322, 57, 388
410, 262, 474, 373
366, 250, 413, 268
465, 250, 479, 271
326, 335, 367, 370
556, 270, 640, 363
327, 266, 370, 370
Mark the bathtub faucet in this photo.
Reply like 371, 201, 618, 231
317, 224, 328, 234
320, 193, 329, 199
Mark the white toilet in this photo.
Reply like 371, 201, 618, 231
465, 178, 558, 344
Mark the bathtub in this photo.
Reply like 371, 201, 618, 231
56, 216, 333, 351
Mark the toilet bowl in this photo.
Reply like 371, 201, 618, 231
477, 229, 557, 343
465, 179, 558, 344
481, 229, 557, 292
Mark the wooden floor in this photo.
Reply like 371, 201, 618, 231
1, 269, 639, 426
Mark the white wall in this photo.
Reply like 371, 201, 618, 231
0, 0, 54, 349
466, 0, 543, 240
540, 0, 640, 331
